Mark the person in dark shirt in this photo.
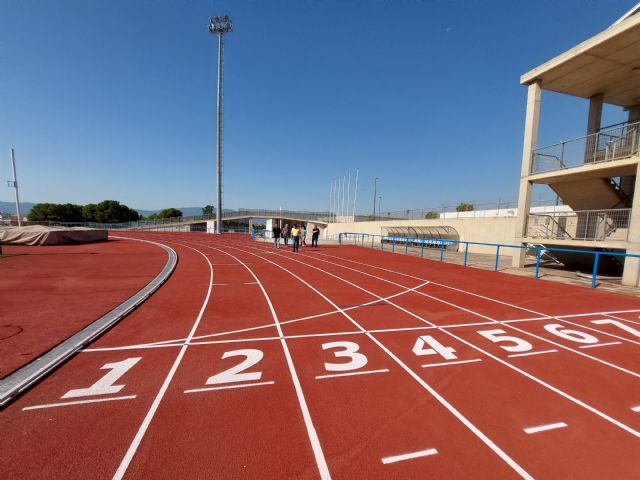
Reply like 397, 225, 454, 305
272, 224, 282, 249
282, 224, 290, 248
311, 225, 320, 247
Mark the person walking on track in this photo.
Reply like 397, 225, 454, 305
282, 224, 290, 248
300, 225, 307, 247
291, 224, 300, 252
311, 225, 320, 247
272, 223, 281, 249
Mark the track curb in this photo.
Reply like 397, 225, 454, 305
0, 235, 178, 408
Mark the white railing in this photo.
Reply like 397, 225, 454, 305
525, 208, 630, 241
532, 120, 640, 174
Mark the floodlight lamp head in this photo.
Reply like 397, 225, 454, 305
208, 16, 233, 35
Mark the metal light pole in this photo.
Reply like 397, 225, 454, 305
352, 169, 359, 218
9, 149, 22, 226
378, 195, 382, 220
209, 15, 232, 234
373, 177, 379, 219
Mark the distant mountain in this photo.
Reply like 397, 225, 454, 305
0, 201, 34, 215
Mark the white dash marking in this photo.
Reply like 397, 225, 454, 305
421, 359, 482, 368
22, 395, 137, 411
211, 283, 228, 286
579, 341, 622, 349
524, 422, 567, 434
382, 448, 438, 464
631, 405, 640, 412
315, 368, 389, 380
184, 381, 275, 394
508, 349, 558, 358
243, 282, 258, 285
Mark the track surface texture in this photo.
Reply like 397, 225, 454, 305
0, 238, 167, 379
1, 232, 639, 479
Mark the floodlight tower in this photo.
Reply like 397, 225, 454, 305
208, 15, 232, 234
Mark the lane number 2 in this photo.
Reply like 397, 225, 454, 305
206, 349, 263, 385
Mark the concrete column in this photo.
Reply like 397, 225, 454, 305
513, 81, 542, 268
627, 104, 640, 123
622, 163, 640, 286
586, 93, 604, 134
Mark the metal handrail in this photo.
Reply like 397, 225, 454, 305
534, 120, 640, 151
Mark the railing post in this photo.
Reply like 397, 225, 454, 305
592, 252, 600, 289
421, 241, 424, 258
494, 246, 500, 271
392, 239, 395, 253
381, 237, 384, 250
405, 239, 408, 255
339, 233, 342, 244
464, 243, 469, 266
440, 243, 444, 261
535, 248, 541, 278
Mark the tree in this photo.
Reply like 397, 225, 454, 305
456, 202, 475, 212
158, 208, 183, 219
425, 210, 438, 219
89, 200, 139, 223
202, 205, 214, 216
28, 203, 83, 222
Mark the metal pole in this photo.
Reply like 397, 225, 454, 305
378, 195, 382, 220
10, 149, 21, 227
329, 181, 333, 223
346, 172, 351, 221
352, 169, 359, 218
333, 178, 340, 223
373, 177, 379, 219
215, 33, 224, 234
341, 175, 346, 220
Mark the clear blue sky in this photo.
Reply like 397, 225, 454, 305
0, 0, 634, 213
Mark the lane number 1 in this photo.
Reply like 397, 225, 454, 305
62, 357, 141, 399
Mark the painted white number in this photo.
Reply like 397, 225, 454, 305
412, 335, 457, 360
544, 324, 599, 344
477, 329, 533, 353
322, 341, 368, 372
591, 319, 640, 337
62, 357, 141, 399
206, 349, 263, 385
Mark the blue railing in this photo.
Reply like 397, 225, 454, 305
337, 232, 637, 289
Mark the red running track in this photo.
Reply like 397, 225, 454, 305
1, 231, 639, 479
0, 238, 167, 379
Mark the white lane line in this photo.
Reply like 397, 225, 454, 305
314, 251, 640, 323
266, 246, 640, 440
209, 247, 331, 480
112, 244, 215, 480
243, 282, 258, 285
579, 342, 622, 349
381, 448, 438, 465
227, 245, 533, 480
523, 422, 567, 434
184, 381, 275, 394
91, 280, 432, 351
631, 405, 640, 412
23, 395, 137, 411
422, 359, 482, 368
303, 251, 640, 377
508, 349, 558, 358
315, 369, 389, 380
212, 283, 228, 286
